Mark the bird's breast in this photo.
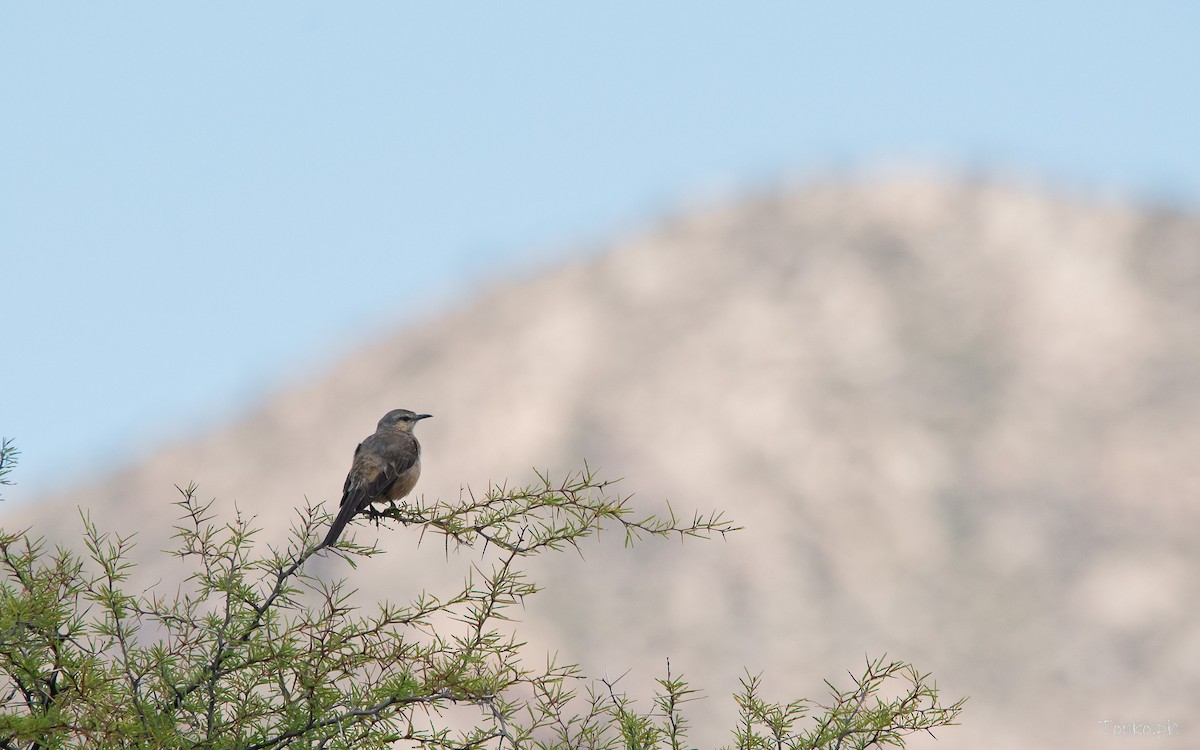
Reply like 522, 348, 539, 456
384, 456, 421, 502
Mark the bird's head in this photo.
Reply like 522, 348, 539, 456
378, 409, 433, 434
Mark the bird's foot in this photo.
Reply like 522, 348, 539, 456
362, 501, 402, 527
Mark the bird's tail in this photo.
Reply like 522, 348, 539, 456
321, 497, 360, 548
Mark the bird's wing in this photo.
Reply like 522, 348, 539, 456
321, 433, 419, 547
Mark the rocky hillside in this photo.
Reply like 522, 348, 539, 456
11, 176, 1200, 749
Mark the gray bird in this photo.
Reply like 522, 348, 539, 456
321, 409, 432, 548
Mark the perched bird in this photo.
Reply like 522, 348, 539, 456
321, 409, 432, 548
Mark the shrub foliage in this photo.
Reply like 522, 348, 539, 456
0, 451, 963, 748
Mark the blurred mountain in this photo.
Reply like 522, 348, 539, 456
10, 175, 1200, 749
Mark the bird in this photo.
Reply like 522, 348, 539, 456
321, 408, 432, 548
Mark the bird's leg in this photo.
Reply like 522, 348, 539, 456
362, 501, 403, 527
361, 504, 388, 522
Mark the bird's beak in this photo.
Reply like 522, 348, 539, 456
416, 414, 433, 420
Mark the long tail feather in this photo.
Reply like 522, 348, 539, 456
321, 492, 363, 548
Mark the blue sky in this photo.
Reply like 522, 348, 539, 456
2, 3, 1198, 505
